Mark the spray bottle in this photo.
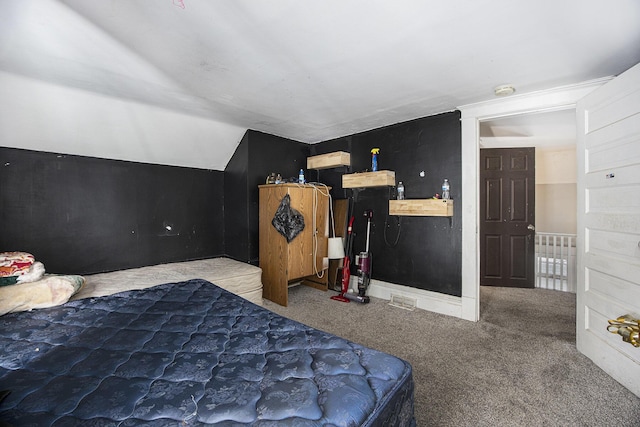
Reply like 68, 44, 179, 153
371, 148, 380, 171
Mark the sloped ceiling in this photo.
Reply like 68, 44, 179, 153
1, 0, 640, 169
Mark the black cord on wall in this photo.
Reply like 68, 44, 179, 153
384, 186, 402, 247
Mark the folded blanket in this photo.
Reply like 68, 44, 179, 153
0, 262, 46, 287
16, 261, 46, 283
0, 252, 35, 278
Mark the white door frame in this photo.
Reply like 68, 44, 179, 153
457, 78, 610, 321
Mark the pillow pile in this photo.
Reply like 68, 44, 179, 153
0, 252, 85, 316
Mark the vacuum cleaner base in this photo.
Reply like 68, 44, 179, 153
344, 292, 370, 304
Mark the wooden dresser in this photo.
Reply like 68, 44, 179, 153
259, 184, 330, 306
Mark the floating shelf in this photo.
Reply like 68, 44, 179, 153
389, 199, 453, 217
342, 170, 395, 188
307, 151, 351, 170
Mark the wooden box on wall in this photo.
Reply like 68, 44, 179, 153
389, 199, 453, 216
258, 184, 330, 306
342, 170, 396, 188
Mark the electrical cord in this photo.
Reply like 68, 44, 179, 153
384, 215, 402, 247
384, 186, 402, 247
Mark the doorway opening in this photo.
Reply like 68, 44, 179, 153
478, 109, 577, 293
458, 78, 606, 321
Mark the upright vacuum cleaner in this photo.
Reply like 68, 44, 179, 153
331, 216, 354, 303
345, 210, 372, 304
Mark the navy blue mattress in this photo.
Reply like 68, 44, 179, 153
0, 279, 415, 426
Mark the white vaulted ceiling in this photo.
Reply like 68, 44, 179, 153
1, 0, 640, 169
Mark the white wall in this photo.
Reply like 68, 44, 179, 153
536, 146, 576, 184
0, 72, 246, 170
535, 146, 577, 234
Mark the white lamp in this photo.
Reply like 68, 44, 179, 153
328, 237, 345, 259
327, 195, 345, 259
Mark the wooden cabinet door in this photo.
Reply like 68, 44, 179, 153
259, 185, 290, 305
259, 184, 330, 306
285, 185, 315, 280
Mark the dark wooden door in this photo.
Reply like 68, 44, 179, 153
480, 148, 535, 288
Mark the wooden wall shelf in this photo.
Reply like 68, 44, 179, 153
307, 151, 351, 170
389, 199, 453, 217
342, 170, 396, 188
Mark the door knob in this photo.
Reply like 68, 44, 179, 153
607, 315, 640, 348
527, 224, 535, 231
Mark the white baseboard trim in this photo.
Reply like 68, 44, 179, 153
367, 279, 463, 319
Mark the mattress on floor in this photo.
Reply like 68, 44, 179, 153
73, 257, 263, 305
0, 279, 415, 426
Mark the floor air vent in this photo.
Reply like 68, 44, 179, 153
389, 294, 417, 311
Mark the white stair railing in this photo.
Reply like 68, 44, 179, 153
535, 232, 577, 293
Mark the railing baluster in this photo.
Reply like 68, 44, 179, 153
534, 232, 577, 293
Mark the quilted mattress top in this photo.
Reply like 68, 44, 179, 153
0, 279, 414, 426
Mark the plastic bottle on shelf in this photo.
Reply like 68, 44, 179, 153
397, 181, 405, 200
371, 148, 380, 172
442, 179, 450, 200
298, 169, 305, 184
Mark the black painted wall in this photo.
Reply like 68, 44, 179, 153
0, 147, 225, 274
224, 132, 250, 263
1, 111, 461, 298
311, 111, 462, 296
224, 130, 310, 265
